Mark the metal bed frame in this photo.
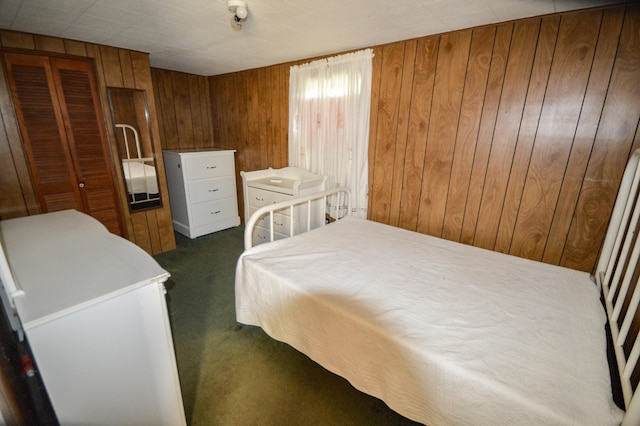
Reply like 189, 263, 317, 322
243, 150, 640, 423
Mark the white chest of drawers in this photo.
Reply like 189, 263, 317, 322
241, 167, 326, 246
0, 210, 185, 425
163, 149, 240, 238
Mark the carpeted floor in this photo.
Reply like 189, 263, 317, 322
153, 226, 422, 426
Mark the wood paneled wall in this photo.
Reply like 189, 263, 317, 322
0, 31, 175, 254
151, 68, 215, 151
208, 64, 292, 222
208, 3, 640, 273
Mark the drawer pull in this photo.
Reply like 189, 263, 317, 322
206, 165, 217, 169
255, 197, 264, 201
211, 210, 221, 215
209, 188, 219, 192
274, 221, 284, 227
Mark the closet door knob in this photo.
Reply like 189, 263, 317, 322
79, 182, 85, 188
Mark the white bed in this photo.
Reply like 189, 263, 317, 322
235, 152, 640, 425
116, 123, 159, 207
121, 160, 159, 195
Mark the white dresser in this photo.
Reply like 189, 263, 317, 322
0, 210, 185, 426
163, 149, 240, 238
241, 167, 326, 246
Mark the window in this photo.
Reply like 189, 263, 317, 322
288, 49, 373, 219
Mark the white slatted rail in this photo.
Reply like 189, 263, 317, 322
244, 187, 351, 250
596, 149, 640, 426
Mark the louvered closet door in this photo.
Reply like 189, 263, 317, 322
3, 52, 80, 212
51, 58, 123, 235
3, 52, 124, 236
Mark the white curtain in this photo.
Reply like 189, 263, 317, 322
288, 48, 373, 219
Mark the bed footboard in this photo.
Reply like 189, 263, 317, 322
596, 149, 640, 425
244, 187, 350, 250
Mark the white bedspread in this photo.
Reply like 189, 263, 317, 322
235, 216, 624, 425
122, 161, 158, 194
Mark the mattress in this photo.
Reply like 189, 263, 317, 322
122, 161, 158, 194
235, 216, 624, 425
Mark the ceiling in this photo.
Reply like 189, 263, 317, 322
0, 0, 622, 76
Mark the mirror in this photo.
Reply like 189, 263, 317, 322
107, 88, 162, 212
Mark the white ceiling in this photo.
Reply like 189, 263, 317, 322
0, 0, 622, 76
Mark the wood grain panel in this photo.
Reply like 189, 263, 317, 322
255, 67, 268, 167
187, 74, 205, 149
99, 46, 124, 87
442, 27, 495, 241
153, 69, 179, 149
473, 20, 540, 250
237, 72, 252, 168
0, 114, 30, 218
562, 4, 640, 271
278, 63, 289, 168
150, 71, 165, 145
494, 16, 560, 254
0, 37, 41, 219
33, 35, 65, 53
398, 37, 439, 231
369, 42, 405, 224
416, 30, 472, 237
170, 71, 193, 149
210, 73, 233, 152
543, 6, 626, 264
0, 31, 35, 49
245, 68, 260, 169
510, 12, 600, 260
264, 67, 278, 168
388, 40, 417, 227
118, 50, 136, 88
64, 39, 87, 57
460, 23, 513, 245
367, 47, 383, 216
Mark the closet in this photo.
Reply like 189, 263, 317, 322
2, 51, 123, 236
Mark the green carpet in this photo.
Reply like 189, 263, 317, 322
154, 226, 422, 426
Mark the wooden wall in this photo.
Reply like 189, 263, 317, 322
151, 68, 215, 151
151, 65, 289, 219
208, 3, 640, 273
208, 64, 290, 220
0, 31, 176, 254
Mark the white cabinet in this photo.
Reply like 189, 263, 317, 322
0, 210, 185, 426
163, 149, 240, 238
241, 167, 327, 246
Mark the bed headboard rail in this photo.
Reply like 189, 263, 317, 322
244, 187, 351, 250
115, 123, 141, 160
596, 149, 640, 425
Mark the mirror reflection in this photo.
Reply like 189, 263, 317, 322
107, 88, 161, 211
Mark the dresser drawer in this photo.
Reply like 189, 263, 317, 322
190, 197, 238, 228
184, 154, 235, 181
247, 187, 292, 210
188, 176, 236, 204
